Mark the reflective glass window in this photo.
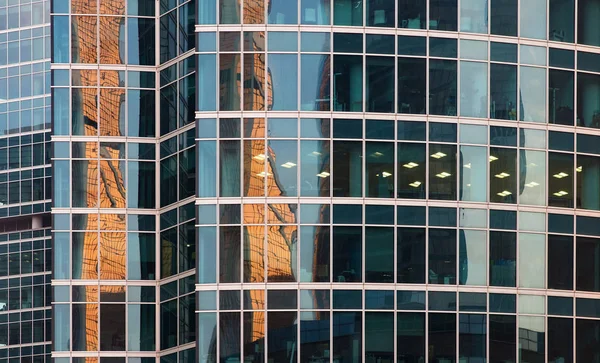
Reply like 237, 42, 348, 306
577, 72, 600, 129
519, 316, 545, 363
490, 231, 516, 287
519, 233, 546, 288
301, 55, 330, 111
333, 227, 362, 282
519, 150, 546, 206
429, 144, 457, 200
549, 0, 574, 42
577, 237, 600, 292
397, 143, 426, 199
491, 0, 517, 36
367, 56, 394, 113
460, 61, 487, 118
490, 315, 516, 362
269, 54, 297, 111
366, 141, 394, 197
333, 312, 362, 361
429, 313, 456, 361
460, 0, 488, 33
460, 146, 487, 202
548, 235, 573, 290
367, 0, 394, 27
521, 0, 547, 39
397, 227, 426, 283
520, 66, 546, 122
459, 314, 486, 361
398, 57, 426, 114
365, 227, 393, 283
429, 0, 457, 31
429, 229, 456, 284
302, 0, 330, 24
398, 0, 426, 28
333, 55, 363, 112
578, 0, 600, 46
459, 230, 486, 286
489, 147, 516, 203
429, 60, 457, 116
549, 69, 574, 125
334, 0, 362, 25
300, 311, 329, 361
300, 226, 330, 282
548, 152, 573, 207
333, 141, 362, 197
365, 313, 394, 361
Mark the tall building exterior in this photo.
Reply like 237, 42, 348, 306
51, 0, 196, 362
0, 0, 53, 362
196, 0, 600, 362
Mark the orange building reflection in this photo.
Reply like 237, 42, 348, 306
70, 0, 127, 352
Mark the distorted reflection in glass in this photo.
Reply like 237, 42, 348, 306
268, 312, 297, 362
301, 55, 331, 111
219, 140, 241, 197
220, 312, 240, 361
220, 0, 240, 24
519, 316, 545, 363
429, 144, 457, 200
269, 54, 298, 110
219, 54, 241, 111
243, 138, 266, 197
127, 233, 155, 280
365, 227, 393, 282
333, 312, 362, 362
366, 141, 394, 197
267, 140, 298, 196
269, 0, 298, 24
520, 66, 546, 122
220, 226, 241, 283
300, 140, 330, 197
459, 314, 486, 361
460, 61, 487, 118
300, 226, 330, 282
548, 152, 574, 208
243, 225, 265, 283
460, 146, 487, 202
243, 0, 265, 24
243, 53, 266, 111
302, 0, 331, 24
519, 150, 546, 206
72, 303, 98, 351
300, 311, 330, 362
490, 64, 517, 120
460, 230, 486, 286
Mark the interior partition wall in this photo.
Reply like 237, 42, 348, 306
196, 0, 600, 362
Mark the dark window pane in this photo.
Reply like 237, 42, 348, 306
333, 227, 362, 282
490, 315, 516, 362
577, 237, 600, 292
101, 304, 125, 351
398, 57, 426, 114
490, 63, 517, 120
459, 314, 486, 362
549, 69, 574, 125
491, 42, 517, 62
429, 59, 457, 116
548, 152, 574, 208
490, 231, 516, 287
333, 55, 363, 112
429, 0, 457, 30
549, 0, 574, 42
365, 313, 393, 361
578, 0, 600, 46
367, 56, 394, 113
365, 227, 393, 282
398, 0, 426, 28
397, 143, 426, 199
429, 313, 456, 362
428, 229, 457, 284
397, 227, 426, 283
333, 312, 362, 361
577, 319, 600, 363
367, 0, 394, 27
397, 312, 425, 360
491, 0, 517, 35
548, 235, 573, 290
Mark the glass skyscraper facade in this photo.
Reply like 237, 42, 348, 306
0, 0, 53, 362
195, 0, 600, 362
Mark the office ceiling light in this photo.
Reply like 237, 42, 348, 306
431, 152, 447, 159
281, 162, 297, 168
525, 181, 539, 188
553, 190, 569, 197
382, 171, 392, 178
436, 172, 451, 178
256, 171, 272, 177
576, 166, 582, 172
403, 162, 419, 168
409, 181, 422, 187
497, 190, 512, 197
463, 163, 472, 169
553, 172, 569, 179
489, 155, 498, 161
316, 171, 330, 178
495, 172, 510, 179
310, 151, 322, 156
371, 151, 384, 157
253, 153, 267, 161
